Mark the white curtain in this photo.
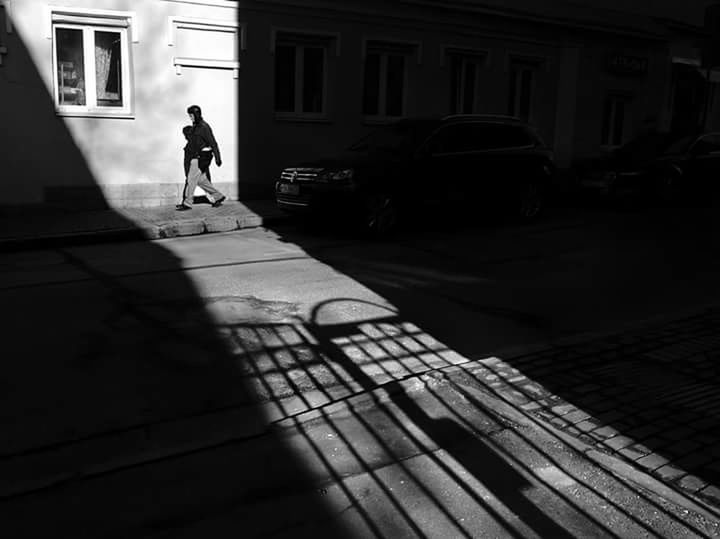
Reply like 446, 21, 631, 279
95, 34, 120, 102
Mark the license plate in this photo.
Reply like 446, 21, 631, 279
278, 183, 299, 195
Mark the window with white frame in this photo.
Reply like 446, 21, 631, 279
52, 13, 132, 116
508, 57, 541, 122
274, 33, 330, 117
448, 52, 486, 114
363, 41, 415, 119
601, 95, 629, 147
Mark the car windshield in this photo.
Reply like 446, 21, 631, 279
348, 122, 434, 154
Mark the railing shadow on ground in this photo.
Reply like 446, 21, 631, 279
263, 204, 720, 517
200, 297, 714, 537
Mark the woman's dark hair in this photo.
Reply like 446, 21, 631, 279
187, 105, 202, 122
182, 125, 193, 138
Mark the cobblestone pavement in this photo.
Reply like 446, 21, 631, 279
459, 309, 720, 509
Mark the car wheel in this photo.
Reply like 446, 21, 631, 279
365, 193, 398, 236
517, 182, 544, 221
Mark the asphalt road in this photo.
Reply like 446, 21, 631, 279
2, 204, 720, 537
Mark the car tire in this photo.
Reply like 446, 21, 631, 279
364, 193, 398, 237
517, 182, 544, 222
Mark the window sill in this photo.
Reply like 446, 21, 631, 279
56, 109, 135, 119
274, 113, 332, 124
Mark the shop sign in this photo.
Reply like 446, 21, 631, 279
606, 53, 649, 76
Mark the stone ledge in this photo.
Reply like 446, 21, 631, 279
157, 220, 206, 238
241, 214, 264, 228
204, 216, 241, 233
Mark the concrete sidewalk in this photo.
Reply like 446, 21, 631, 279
0, 199, 290, 251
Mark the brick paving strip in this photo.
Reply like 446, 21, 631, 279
457, 309, 720, 509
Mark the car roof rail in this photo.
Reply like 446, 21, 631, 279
441, 114, 524, 123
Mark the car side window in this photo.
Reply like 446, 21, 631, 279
690, 135, 720, 156
489, 124, 534, 149
426, 122, 535, 154
431, 123, 515, 153
426, 124, 471, 154
462, 123, 534, 151
464, 123, 498, 151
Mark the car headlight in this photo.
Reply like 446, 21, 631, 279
319, 169, 354, 182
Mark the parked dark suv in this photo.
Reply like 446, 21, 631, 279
276, 115, 555, 234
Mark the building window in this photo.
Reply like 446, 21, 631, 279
449, 53, 485, 114
363, 41, 417, 119
508, 61, 536, 121
48, 8, 136, 116
602, 95, 628, 147
274, 34, 329, 117
52, 21, 132, 116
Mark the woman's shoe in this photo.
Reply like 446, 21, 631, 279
212, 196, 226, 208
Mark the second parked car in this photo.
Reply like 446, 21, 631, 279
574, 130, 720, 204
276, 115, 556, 234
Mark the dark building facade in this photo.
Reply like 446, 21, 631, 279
1, 0, 717, 207
237, 0, 719, 199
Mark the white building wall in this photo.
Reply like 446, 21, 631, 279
3, 0, 239, 207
